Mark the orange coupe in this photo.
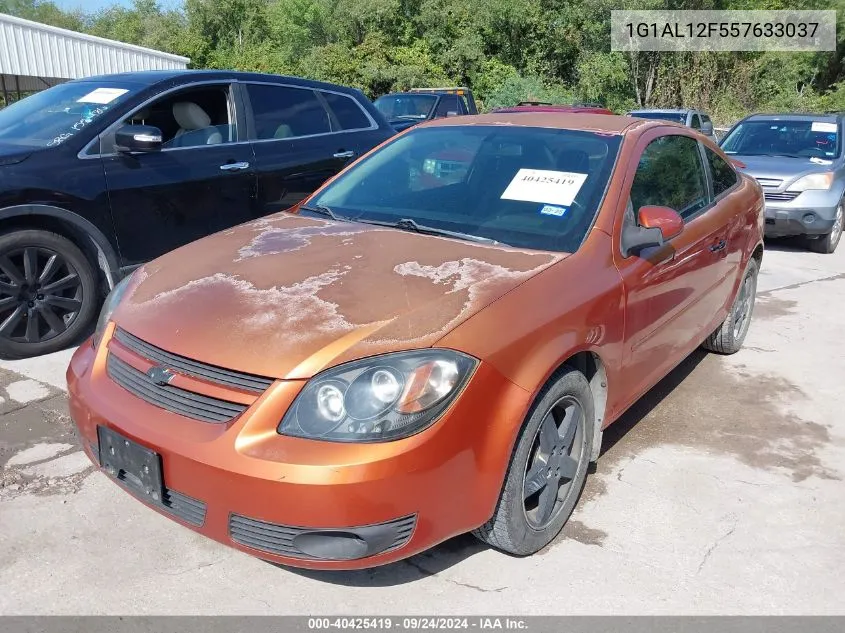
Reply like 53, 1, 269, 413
67, 113, 764, 569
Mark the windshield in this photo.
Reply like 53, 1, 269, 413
629, 112, 687, 124
721, 119, 841, 158
0, 81, 137, 148
309, 125, 622, 253
373, 94, 438, 120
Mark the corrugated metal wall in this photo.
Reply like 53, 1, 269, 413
0, 12, 189, 85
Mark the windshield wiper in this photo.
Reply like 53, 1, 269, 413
354, 217, 505, 246
300, 204, 346, 221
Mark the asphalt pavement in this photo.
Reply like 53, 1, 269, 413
1, 237, 843, 615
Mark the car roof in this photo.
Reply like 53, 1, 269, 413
629, 108, 693, 114
69, 69, 365, 94
422, 112, 645, 134
376, 92, 440, 98
493, 105, 613, 114
745, 112, 840, 121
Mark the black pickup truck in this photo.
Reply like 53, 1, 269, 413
372, 88, 478, 132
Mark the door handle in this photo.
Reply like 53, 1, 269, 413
219, 161, 250, 172
709, 239, 727, 252
333, 150, 355, 159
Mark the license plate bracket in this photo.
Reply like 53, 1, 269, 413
97, 426, 164, 502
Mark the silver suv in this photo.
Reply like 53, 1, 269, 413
627, 108, 718, 143
720, 113, 844, 254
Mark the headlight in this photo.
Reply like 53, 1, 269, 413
787, 172, 834, 192
278, 350, 478, 442
92, 274, 132, 348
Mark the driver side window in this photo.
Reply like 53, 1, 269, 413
101, 84, 235, 153
629, 135, 709, 222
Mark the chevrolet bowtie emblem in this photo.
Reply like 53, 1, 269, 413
146, 366, 174, 386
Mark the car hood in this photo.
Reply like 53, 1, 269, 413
0, 143, 34, 166
113, 213, 564, 380
729, 154, 837, 187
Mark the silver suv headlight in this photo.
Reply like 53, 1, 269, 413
278, 350, 478, 442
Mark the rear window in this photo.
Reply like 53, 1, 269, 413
721, 119, 841, 158
706, 148, 739, 196
310, 125, 622, 253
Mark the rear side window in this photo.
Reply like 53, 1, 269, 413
246, 84, 331, 140
320, 91, 372, 131
706, 148, 738, 196
434, 95, 460, 118
631, 135, 709, 221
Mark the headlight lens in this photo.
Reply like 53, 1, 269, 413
92, 274, 132, 348
278, 350, 478, 442
787, 172, 834, 192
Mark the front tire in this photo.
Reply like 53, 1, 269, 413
0, 229, 99, 359
702, 257, 759, 355
473, 367, 594, 556
807, 202, 843, 254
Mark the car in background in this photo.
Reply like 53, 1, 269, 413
627, 108, 718, 143
373, 88, 477, 132
494, 102, 614, 115
719, 113, 844, 254
0, 69, 394, 359
68, 112, 764, 569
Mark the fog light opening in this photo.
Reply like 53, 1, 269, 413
292, 531, 370, 560
803, 213, 816, 225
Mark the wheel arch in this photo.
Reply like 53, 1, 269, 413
521, 347, 609, 463
0, 204, 121, 294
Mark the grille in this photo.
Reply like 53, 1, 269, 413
229, 514, 416, 560
162, 488, 207, 526
764, 191, 800, 202
114, 328, 274, 393
107, 353, 247, 423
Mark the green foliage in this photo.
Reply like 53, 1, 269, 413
2, 0, 844, 125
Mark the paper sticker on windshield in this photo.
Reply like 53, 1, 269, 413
539, 204, 567, 217
77, 88, 128, 104
501, 169, 587, 206
811, 122, 838, 133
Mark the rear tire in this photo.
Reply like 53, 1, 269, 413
0, 229, 99, 359
806, 202, 843, 254
702, 257, 758, 355
473, 367, 594, 556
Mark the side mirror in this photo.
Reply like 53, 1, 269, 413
621, 205, 683, 256
701, 121, 714, 135
114, 124, 162, 153
445, 111, 460, 117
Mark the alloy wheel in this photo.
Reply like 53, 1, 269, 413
732, 268, 756, 340
0, 246, 84, 344
522, 395, 585, 530
830, 204, 844, 249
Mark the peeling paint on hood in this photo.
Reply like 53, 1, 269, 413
113, 212, 564, 379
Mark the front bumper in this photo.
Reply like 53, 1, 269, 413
763, 192, 839, 237
67, 331, 531, 570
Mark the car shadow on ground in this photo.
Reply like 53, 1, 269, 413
599, 347, 708, 456
760, 236, 809, 253
272, 348, 711, 586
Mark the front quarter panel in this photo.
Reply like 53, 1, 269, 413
437, 230, 626, 429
